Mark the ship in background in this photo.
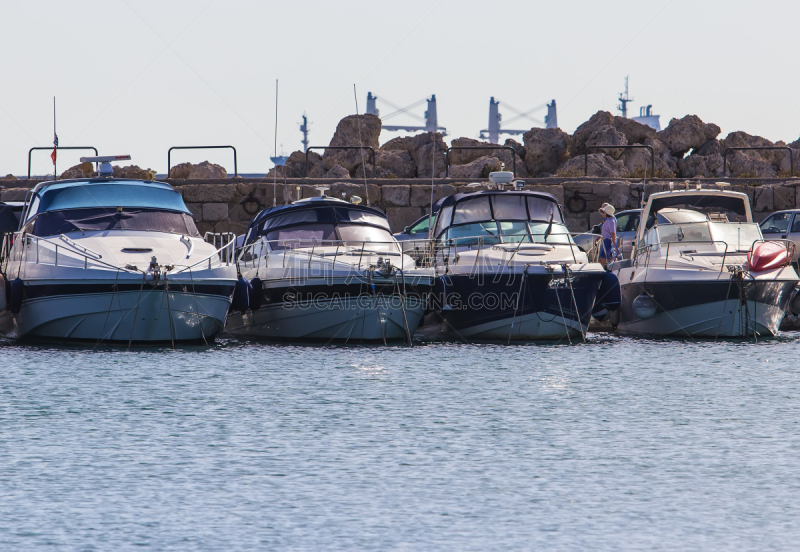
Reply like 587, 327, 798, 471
618, 76, 661, 131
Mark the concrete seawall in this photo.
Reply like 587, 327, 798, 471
3, 177, 799, 236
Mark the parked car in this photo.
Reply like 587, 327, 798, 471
394, 213, 432, 244
575, 209, 642, 261
393, 213, 434, 263
760, 210, 800, 261
614, 209, 643, 258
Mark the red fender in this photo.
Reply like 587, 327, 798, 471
747, 241, 791, 272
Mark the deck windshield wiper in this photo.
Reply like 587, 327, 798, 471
543, 214, 554, 243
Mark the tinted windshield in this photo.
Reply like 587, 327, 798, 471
25, 207, 200, 237
36, 182, 189, 214
266, 222, 398, 251
437, 193, 562, 239
444, 221, 572, 246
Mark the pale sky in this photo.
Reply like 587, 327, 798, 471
2, 0, 797, 177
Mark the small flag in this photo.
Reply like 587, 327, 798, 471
51, 133, 58, 164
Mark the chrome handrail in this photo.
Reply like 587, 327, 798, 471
237, 238, 407, 272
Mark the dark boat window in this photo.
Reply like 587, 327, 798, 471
492, 195, 528, 220
338, 224, 395, 247
435, 206, 453, 236
498, 221, 531, 243
26, 207, 200, 237
453, 197, 491, 224
526, 196, 562, 223
266, 223, 337, 249
334, 207, 390, 230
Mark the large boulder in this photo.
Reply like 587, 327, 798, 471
725, 151, 777, 178
719, 131, 791, 177
322, 114, 382, 173
60, 162, 95, 179
374, 149, 416, 178
584, 125, 628, 159
556, 153, 625, 178
570, 110, 615, 155
113, 165, 156, 180
448, 156, 504, 179
522, 127, 570, 176
388, 132, 448, 178
657, 115, 721, 158
324, 164, 351, 179
612, 117, 657, 144
283, 150, 322, 177
169, 161, 227, 179
448, 137, 527, 177
381, 136, 413, 151
619, 138, 677, 178
504, 138, 525, 159
677, 139, 724, 178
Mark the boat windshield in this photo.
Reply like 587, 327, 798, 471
643, 221, 762, 251
434, 193, 562, 237
35, 182, 190, 215
23, 207, 200, 237
444, 220, 573, 246
266, 223, 398, 252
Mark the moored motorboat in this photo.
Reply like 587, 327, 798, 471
429, 176, 615, 341
0, 157, 237, 343
612, 187, 799, 337
226, 194, 433, 342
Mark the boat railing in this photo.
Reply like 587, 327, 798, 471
638, 240, 732, 273
204, 232, 237, 264
4, 231, 236, 275
638, 238, 795, 273
236, 238, 409, 272
172, 237, 236, 273
435, 233, 581, 268
397, 238, 437, 268
6, 232, 135, 272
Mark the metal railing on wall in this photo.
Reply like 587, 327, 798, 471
445, 145, 516, 178
305, 146, 375, 177
167, 145, 238, 177
722, 146, 794, 177
28, 147, 98, 179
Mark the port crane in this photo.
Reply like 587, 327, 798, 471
480, 98, 558, 144
366, 92, 447, 135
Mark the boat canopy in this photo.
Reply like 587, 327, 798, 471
32, 180, 191, 215
432, 190, 563, 238
244, 198, 391, 245
637, 189, 753, 245
648, 192, 749, 221
20, 180, 199, 237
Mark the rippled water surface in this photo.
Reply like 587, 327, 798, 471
3, 334, 800, 550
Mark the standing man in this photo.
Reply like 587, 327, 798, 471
598, 203, 617, 268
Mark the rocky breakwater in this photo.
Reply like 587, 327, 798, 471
275, 110, 800, 181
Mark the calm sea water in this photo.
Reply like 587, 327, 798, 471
2, 334, 800, 551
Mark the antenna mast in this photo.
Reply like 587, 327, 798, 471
618, 76, 633, 119
300, 114, 309, 153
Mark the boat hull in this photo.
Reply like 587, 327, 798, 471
436, 270, 605, 341
226, 293, 426, 342
3, 281, 234, 343
617, 279, 796, 337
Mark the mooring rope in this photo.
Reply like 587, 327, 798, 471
394, 270, 412, 346
128, 271, 147, 349
189, 268, 208, 346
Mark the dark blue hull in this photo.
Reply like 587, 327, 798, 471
434, 270, 606, 340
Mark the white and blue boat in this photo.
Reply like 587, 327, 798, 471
0, 157, 237, 343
